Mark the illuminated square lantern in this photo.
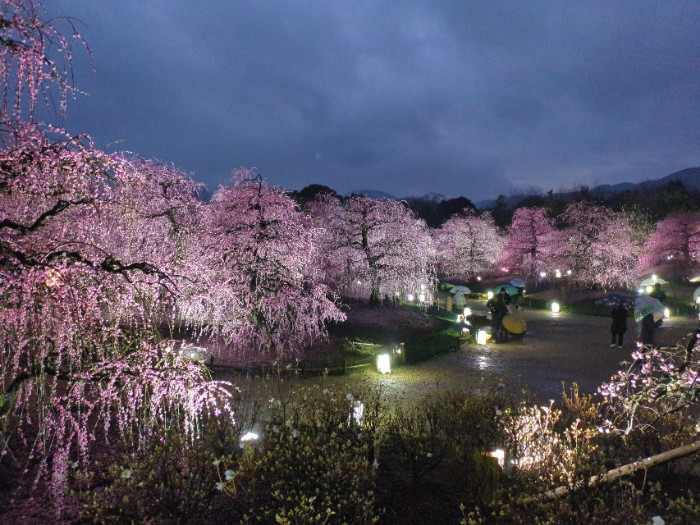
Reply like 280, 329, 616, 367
377, 353, 391, 374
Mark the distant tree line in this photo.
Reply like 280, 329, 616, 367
292, 179, 700, 229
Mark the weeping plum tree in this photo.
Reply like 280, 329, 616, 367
178, 171, 345, 365
434, 209, 501, 278
308, 194, 435, 305
0, 0, 234, 506
557, 202, 641, 289
640, 211, 700, 278
498, 207, 558, 279
0, 126, 236, 503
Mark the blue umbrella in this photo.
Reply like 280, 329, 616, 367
493, 284, 519, 296
510, 277, 526, 288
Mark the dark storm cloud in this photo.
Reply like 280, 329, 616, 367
49, 0, 700, 201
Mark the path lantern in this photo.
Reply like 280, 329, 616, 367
377, 353, 391, 374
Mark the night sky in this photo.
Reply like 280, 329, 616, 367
48, 1, 700, 202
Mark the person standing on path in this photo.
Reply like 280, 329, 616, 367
638, 312, 656, 348
487, 288, 510, 342
610, 303, 628, 348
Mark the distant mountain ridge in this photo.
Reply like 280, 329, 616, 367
590, 167, 700, 196
348, 167, 700, 208
474, 167, 700, 208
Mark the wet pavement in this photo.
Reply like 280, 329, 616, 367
410, 299, 698, 401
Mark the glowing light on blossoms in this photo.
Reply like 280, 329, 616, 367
240, 431, 259, 443
348, 400, 365, 425
489, 448, 505, 468
44, 269, 62, 288
540, 271, 547, 278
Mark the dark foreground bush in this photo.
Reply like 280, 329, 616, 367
23, 382, 699, 524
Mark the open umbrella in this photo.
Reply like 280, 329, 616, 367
596, 294, 636, 309
450, 285, 472, 294
510, 277, 526, 288
634, 295, 665, 322
640, 276, 668, 287
493, 284, 519, 296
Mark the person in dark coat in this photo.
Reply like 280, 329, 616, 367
649, 283, 666, 303
610, 303, 628, 348
639, 312, 656, 347
487, 289, 510, 342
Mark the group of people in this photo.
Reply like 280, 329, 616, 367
478, 282, 670, 349
610, 283, 666, 349
609, 305, 657, 348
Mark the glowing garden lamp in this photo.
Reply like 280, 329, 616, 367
551, 302, 560, 313
407, 293, 415, 302
487, 291, 494, 300
638, 288, 644, 295
377, 353, 391, 374
652, 274, 658, 283
419, 293, 426, 303
539, 271, 547, 278
664, 308, 670, 318
464, 307, 471, 317
646, 286, 653, 294
554, 269, 561, 278
477, 330, 488, 345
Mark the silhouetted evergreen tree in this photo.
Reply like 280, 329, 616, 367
292, 184, 339, 209
489, 195, 512, 229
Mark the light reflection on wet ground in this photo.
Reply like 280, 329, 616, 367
446, 299, 697, 400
